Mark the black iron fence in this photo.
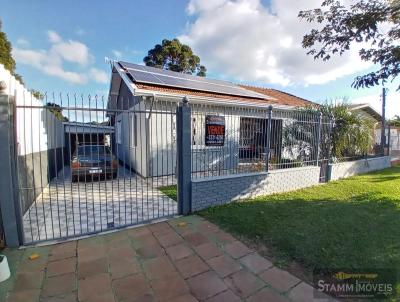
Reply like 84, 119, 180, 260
0, 89, 391, 246
190, 104, 333, 178
12, 94, 179, 244
189, 104, 389, 182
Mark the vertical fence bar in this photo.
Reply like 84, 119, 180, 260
0, 92, 22, 246
176, 97, 191, 215
326, 113, 334, 182
316, 112, 323, 166
265, 105, 273, 172
387, 124, 391, 156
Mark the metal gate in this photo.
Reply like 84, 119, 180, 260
14, 95, 178, 244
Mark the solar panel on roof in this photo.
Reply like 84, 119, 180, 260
118, 61, 269, 100
128, 70, 163, 85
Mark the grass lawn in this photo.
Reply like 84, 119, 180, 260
201, 166, 400, 294
159, 185, 177, 201
160, 167, 400, 297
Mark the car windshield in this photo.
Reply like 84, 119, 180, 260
77, 145, 111, 156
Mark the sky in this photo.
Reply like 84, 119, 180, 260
1, 0, 399, 118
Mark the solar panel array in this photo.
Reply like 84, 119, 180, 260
118, 61, 269, 100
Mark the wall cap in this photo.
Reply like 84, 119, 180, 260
192, 165, 320, 183
329, 156, 390, 167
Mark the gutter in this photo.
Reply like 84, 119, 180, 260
133, 89, 295, 110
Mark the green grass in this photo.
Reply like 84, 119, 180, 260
158, 167, 400, 293
199, 166, 400, 286
159, 185, 177, 201
156, 169, 400, 299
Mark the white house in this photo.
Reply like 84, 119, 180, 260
107, 61, 317, 177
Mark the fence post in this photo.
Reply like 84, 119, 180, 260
387, 124, 391, 156
326, 113, 334, 182
0, 90, 22, 247
265, 105, 273, 172
176, 97, 192, 215
316, 112, 323, 166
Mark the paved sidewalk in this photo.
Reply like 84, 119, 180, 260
1, 215, 335, 302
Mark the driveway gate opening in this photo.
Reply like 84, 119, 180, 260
14, 95, 178, 244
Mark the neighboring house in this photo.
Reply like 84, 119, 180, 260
107, 61, 318, 177
348, 103, 382, 124
63, 122, 114, 161
348, 103, 386, 150
388, 126, 400, 157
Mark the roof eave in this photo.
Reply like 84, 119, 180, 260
349, 104, 382, 121
112, 61, 138, 94
134, 88, 295, 110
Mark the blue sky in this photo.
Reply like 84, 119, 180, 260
1, 0, 399, 117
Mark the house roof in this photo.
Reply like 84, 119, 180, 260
239, 85, 316, 107
134, 83, 315, 108
112, 61, 317, 108
348, 103, 382, 122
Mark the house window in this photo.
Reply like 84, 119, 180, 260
117, 120, 122, 144
192, 117, 197, 145
129, 114, 137, 147
192, 115, 204, 146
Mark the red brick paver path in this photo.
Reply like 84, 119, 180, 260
2, 215, 336, 301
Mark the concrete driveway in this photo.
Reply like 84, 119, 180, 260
22, 165, 177, 243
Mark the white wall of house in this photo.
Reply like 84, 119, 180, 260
115, 99, 148, 177
190, 104, 241, 173
389, 128, 400, 151
0, 64, 64, 156
148, 101, 177, 177
148, 101, 252, 176
115, 97, 295, 177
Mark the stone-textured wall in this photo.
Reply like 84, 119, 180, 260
18, 148, 64, 213
191, 166, 320, 211
329, 156, 391, 181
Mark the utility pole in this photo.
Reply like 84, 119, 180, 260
381, 87, 387, 155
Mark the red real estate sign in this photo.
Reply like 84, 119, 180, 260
205, 115, 225, 146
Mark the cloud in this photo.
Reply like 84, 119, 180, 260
12, 31, 107, 85
52, 40, 93, 66
89, 68, 109, 84
186, 0, 227, 15
13, 48, 86, 84
111, 49, 144, 60
47, 30, 62, 43
16, 38, 30, 47
43, 65, 87, 83
112, 50, 123, 59
179, 0, 372, 87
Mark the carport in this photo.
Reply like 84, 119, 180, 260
63, 122, 115, 162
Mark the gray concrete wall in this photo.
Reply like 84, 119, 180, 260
17, 147, 64, 213
191, 166, 320, 211
329, 156, 391, 181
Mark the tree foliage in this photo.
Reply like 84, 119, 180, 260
144, 39, 207, 77
0, 20, 23, 83
299, 0, 400, 90
30, 89, 44, 100
283, 102, 374, 162
46, 102, 69, 122
325, 103, 374, 159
